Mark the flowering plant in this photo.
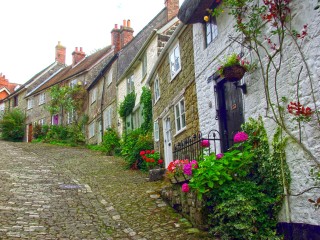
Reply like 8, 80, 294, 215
217, 53, 253, 77
166, 159, 198, 185
140, 150, 163, 169
287, 101, 314, 122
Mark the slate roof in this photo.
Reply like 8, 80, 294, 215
178, 0, 217, 24
117, 8, 169, 80
32, 46, 113, 95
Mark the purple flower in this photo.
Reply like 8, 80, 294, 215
182, 183, 190, 193
216, 153, 224, 159
201, 139, 210, 148
183, 163, 193, 176
234, 132, 249, 143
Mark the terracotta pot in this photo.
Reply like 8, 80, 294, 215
222, 65, 246, 82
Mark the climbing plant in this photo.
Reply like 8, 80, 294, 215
118, 92, 136, 120
140, 86, 152, 133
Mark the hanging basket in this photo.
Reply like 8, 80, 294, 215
222, 65, 246, 82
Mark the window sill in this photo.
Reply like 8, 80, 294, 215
154, 97, 160, 106
174, 126, 186, 138
170, 68, 181, 82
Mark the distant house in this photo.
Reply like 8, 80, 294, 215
3, 42, 67, 141
116, 0, 180, 136
0, 73, 19, 116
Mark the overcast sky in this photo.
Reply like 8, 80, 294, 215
0, 0, 184, 85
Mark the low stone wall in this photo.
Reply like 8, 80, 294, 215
160, 183, 209, 230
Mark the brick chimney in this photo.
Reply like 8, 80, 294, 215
165, 0, 179, 21
111, 24, 121, 53
55, 41, 66, 65
111, 20, 134, 53
72, 47, 86, 66
0, 73, 8, 86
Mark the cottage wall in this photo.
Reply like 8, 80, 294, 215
152, 25, 199, 162
192, 0, 320, 228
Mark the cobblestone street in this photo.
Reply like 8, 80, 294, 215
0, 140, 211, 240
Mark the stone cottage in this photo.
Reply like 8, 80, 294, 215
178, 0, 320, 237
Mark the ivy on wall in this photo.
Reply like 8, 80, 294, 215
140, 86, 153, 133
118, 92, 136, 120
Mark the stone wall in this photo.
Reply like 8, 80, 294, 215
160, 184, 208, 230
192, 0, 320, 228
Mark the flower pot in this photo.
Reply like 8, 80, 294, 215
170, 174, 191, 184
222, 65, 246, 82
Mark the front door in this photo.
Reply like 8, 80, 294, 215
163, 116, 173, 168
27, 124, 33, 142
216, 81, 244, 152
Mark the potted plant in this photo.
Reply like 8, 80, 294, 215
140, 150, 165, 181
218, 53, 252, 82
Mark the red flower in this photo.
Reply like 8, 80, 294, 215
146, 150, 151, 154
158, 159, 163, 165
140, 151, 146, 156
151, 150, 155, 154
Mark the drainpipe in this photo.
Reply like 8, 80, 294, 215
100, 75, 107, 140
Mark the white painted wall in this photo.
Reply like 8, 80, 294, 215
193, 0, 320, 226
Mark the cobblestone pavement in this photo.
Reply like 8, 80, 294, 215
0, 141, 212, 240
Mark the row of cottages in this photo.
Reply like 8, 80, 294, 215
3, 0, 181, 143
145, 0, 319, 236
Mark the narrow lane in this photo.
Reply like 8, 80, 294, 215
0, 141, 211, 240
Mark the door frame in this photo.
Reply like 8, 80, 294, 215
162, 114, 173, 168
27, 123, 33, 143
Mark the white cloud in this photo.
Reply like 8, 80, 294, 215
0, 0, 184, 84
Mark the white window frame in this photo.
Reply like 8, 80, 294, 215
154, 120, 159, 142
103, 106, 112, 130
69, 79, 77, 88
27, 98, 33, 110
154, 77, 160, 103
174, 98, 186, 134
39, 92, 46, 105
67, 109, 76, 125
91, 87, 97, 104
127, 74, 134, 94
206, 16, 218, 46
169, 42, 181, 80
89, 122, 95, 139
107, 70, 113, 86
38, 118, 45, 126
142, 54, 147, 78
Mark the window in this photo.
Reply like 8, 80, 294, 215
27, 98, 33, 110
39, 93, 46, 105
89, 122, 95, 138
142, 54, 147, 78
154, 121, 159, 141
103, 106, 112, 130
13, 96, 18, 107
127, 74, 134, 94
69, 79, 77, 88
91, 87, 97, 104
67, 109, 76, 124
132, 107, 143, 130
154, 77, 160, 102
205, 16, 218, 46
175, 98, 186, 133
107, 70, 113, 86
38, 118, 45, 126
169, 43, 181, 79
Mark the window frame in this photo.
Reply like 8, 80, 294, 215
174, 98, 186, 134
107, 70, 113, 86
205, 16, 218, 46
126, 74, 135, 94
91, 87, 97, 104
154, 77, 160, 103
169, 42, 181, 80
103, 106, 112, 130
142, 54, 147, 78
154, 120, 159, 142
39, 92, 46, 105
27, 98, 33, 110
89, 122, 95, 139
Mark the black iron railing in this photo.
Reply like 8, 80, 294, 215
172, 130, 222, 161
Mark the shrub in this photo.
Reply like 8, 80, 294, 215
120, 128, 153, 170
0, 109, 26, 141
101, 128, 121, 156
44, 124, 85, 146
33, 124, 49, 140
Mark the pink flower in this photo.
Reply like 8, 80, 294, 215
183, 163, 192, 176
191, 160, 198, 169
200, 139, 210, 148
181, 183, 190, 193
234, 132, 249, 143
216, 153, 224, 159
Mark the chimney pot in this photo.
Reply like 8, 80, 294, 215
80, 47, 83, 52
115, 24, 118, 29
75, 47, 78, 52
123, 19, 127, 27
127, 19, 131, 28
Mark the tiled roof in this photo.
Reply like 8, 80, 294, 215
32, 46, 113, 95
